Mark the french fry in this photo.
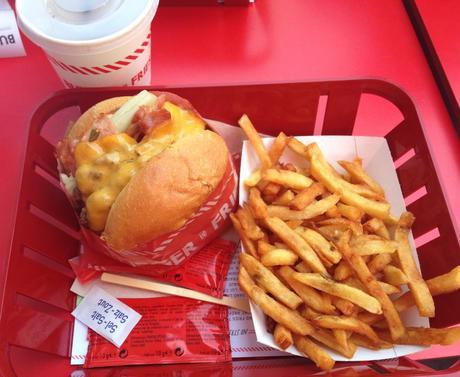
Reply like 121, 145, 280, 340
394, 266, 460, 312
333, 329, 349, 352
306, 143, 392, 221
345, 277, 401, 296
337, 203, 364, 222
267, 194, 340, 221
287, 137, 310, 158
238, 267, 313, 335
286, 220, 303, 229
336, 230, 405, 340
257, 240, 276, 256
265, 217, 328, 275
334, 260, 353, 281
350, 235, 398, 256
368, 253, 393, 275
383, 265, 409, 286
261, 249, 298, 266
269, 132, 290, 165
295, 261, 312, 273
236, 205, 265, 240
239, 114, 272, 170
293, 334, 335, 371
249, 187, 268, 219
292, 272, 382, 314
377, 327, 460, 346
309, 329, 357, 358
317, 218, 364, 236
244, 168, 262, 187
338, 160, 385, 197
331, 296, 357, 316
262, 182, 282, 197
364, 218, 390, 240
240, 253, 303, 309
290, 183, 326, 210
312, 315, 381, 345
295, 227, 342, 264
395, 212, 435, 317
274, 323, 294, 350
278, 266, 336, 314
325, 205, 341, 218
273, 190, 295, 205
230, 213, 258, 258
263, 169, 313, 190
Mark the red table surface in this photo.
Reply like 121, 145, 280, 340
415, 0, 460, 124
1, 0, 459, 362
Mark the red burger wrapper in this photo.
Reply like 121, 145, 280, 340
79, 154, 238, 270
84, 296, 231, 368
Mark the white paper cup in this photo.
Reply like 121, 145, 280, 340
17, 0, 158, 88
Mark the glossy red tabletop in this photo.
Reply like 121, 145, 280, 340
1, 0, 459, 362
414, 0, 460, 126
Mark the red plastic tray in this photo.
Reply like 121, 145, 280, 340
1, 80, 459, 376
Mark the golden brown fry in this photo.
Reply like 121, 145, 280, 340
336, 230, 405, 340
267, 194, 340, 221
239, 114, 272, 170
383, 265, 409, 286
306, 143, 392, 220
269, 132, 290, 165
350, 235, 398, 256
368, 253, 393, 275
230, 213, 258, 258
364, 218, 390, 240
290, 183, 326, 211
309, 328, 357, 358
248, 187, 268, 219
292, 272, 382, 314
244, 168, 262, 187
263, 169, 313, 190
240, 253, 303, 309
334, 260, 353, 281
395, 212, 434, 317
265, 217, 328, 274
344, 277, 400, 296
295, 227, 342, 264
286, 220, 303, 229
338, 160, 385, 197
394, 266, 460, 312
238, 267, 313, 335
312, 315, 381, 345
287, 137, 310, 158
278, 266, 336, 314
350, 334, 393, 350
261, 249, 298, 267
293, 334, 335, 371
262, 182, 282, 197
236, 205, 265, 241
377, 327, 460, 346
331, 296, 357, 316
294, 261, 312, 273
274, 323, 293, 350
325, 205, 341, 218
337, 203, 364, 222
333, 329, 349, 352
301, 306, 321, 320
273, 190, 295, 205
257, 240, 276, 256
318, 218, 364, 236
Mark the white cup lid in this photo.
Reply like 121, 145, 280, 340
17, 0, 157, 52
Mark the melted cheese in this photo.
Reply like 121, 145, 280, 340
74, 102, 205, 232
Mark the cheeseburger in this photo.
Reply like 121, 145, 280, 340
56, 90, 229, 252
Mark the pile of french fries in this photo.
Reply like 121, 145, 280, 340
231, 114, 460, 371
